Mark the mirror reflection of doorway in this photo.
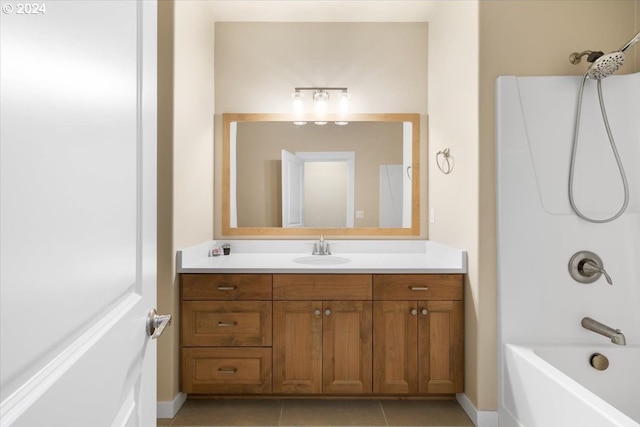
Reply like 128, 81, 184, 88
281, 150, 355, 228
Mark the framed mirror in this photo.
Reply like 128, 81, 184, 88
222, 113, 420, 236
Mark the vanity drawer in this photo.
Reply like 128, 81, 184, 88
373, 275, 463, 301
182, 274, 272, 300
273, 274, 372, 300
182, 347, 272, 394
182, 301, 272, 346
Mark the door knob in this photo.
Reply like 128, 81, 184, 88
146, 308, 172, 339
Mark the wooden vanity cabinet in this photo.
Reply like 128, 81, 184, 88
181, 274, 273, 394
272, 274, 373, 394
372, 274, 464, 394
180, 272, 463, 397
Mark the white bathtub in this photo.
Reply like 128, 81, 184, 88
501, 344, 640, 427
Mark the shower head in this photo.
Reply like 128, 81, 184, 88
574, 31, 640, 80
587, 52, 625, 79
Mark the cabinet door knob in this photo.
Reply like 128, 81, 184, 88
421, 308, 428, 316
411, 309, 418, 316
325, 309, 332, 316
314, 309, 321, 316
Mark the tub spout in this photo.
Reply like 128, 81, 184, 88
581, 317, 626, 345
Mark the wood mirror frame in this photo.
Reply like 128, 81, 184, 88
222, 113, 420, 236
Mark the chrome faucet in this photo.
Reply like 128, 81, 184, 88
581, 317, 626, 345
312, 235, 331, 256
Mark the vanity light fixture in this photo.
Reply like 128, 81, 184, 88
291, 87, 349, 126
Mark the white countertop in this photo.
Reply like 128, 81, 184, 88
177, 240, 467, 274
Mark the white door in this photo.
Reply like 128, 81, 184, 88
281, 149, 304, 227
0, 2, 159, 427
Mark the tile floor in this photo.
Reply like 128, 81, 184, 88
157, 399, 475, 427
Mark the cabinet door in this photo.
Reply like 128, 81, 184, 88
323, 301, 373, 394
273, 301, 323, 393
373, 301, 418, 393
418, 300, 464, 394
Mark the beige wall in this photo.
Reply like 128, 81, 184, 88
157, 0, 215, 402
426, 0, 483, 410
477, 0, 639, 412
157, 0, 174, 402
214, 22, 428, 238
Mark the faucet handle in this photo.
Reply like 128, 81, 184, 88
582, 261, 613, 285
568, 251, 613, 285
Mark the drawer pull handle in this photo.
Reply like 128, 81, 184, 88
410, 286, 429, 291
217, 286, 237, 291
217, 321, 238, 327
218, 367, 238, 374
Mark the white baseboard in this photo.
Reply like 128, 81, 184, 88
157, 392, 187, 419
456, 393, 498, 427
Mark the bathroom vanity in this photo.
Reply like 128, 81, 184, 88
177, 240, 466, 397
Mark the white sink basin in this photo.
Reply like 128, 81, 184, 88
292, 256, 351, 265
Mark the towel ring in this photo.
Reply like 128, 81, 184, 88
436, 148, 454, 174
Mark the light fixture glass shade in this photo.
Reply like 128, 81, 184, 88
313, 90, 329, 115
338, 90, 349, 116
292, 91, 304, 115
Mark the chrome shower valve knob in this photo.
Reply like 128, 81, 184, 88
568, 251, 613, 285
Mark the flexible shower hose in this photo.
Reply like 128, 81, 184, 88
568, 72, 630, 223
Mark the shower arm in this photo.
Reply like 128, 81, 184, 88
569, 50, 602, 64
619, 31, 640, 53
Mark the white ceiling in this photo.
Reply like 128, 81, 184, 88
205, 0, 438, 22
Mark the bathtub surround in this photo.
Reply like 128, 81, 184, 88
497, 73, 640, 426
